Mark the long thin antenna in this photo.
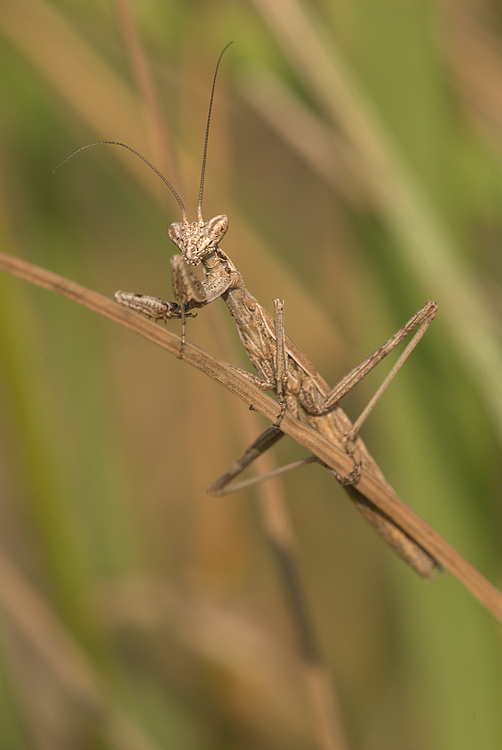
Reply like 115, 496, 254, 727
55, 45, 232, 223
54, 141, 188, 221
197, 42, 233, 221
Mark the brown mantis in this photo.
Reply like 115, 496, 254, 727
60, 47, 439, 578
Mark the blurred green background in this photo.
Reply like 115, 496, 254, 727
1, 0, 502, 748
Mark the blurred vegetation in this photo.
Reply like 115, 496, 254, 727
0, 0, 502, 748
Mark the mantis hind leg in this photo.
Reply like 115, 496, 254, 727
207, 424, 328, 496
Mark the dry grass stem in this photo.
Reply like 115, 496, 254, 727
1, 251, 502, 626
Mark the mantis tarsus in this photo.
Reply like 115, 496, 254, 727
60, 46, 439, 578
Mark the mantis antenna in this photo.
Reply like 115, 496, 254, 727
53, 43, 233, 225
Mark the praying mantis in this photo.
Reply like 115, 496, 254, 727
60, 46, 439, 578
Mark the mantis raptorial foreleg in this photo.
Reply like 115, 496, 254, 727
116, 251, 237, 354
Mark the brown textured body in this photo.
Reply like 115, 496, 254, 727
222, 283, 437, 579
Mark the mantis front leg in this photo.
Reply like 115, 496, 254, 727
116, 253, 234, 354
